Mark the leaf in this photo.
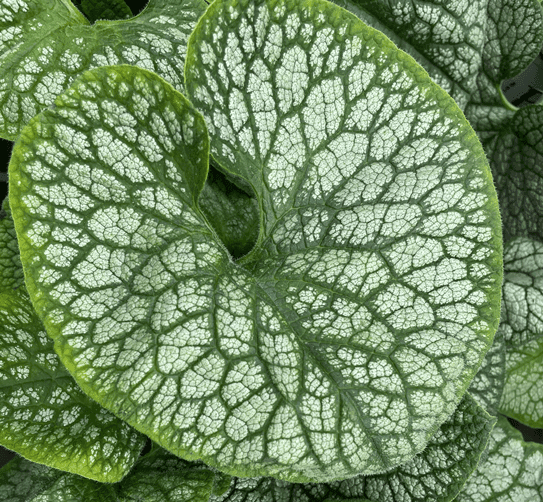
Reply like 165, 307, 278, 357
0, 197, 24, 291
467, 321, 506, 417
200, 164, 259, 259
209, 393, 496, 502
461, 0, 543, 243
0, 455, 114, 502
0, 196, 146, 481
0, 447, 219, 502
455, 415, 543, 502
72, 0, 133, 23
0, 0, 207, 140
8, 1, 502, 482
0, 285, 147, 482
498, 237, 543, 428
328, 0, 490, 110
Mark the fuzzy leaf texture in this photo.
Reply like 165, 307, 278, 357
327, 0, 543, 244
0, 197, 146, 482
455, 416, 543, 502
0, 446, 222, 502
8, 0, 503, 485
498, 237, 543, 428
207, 393, 496, 502
0, 0, 207, 140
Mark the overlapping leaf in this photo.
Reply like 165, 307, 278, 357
72, 0, 133, 23
0, 197, 23, 290
498, 237, 543, 428
208, 393, 495, 502
0, 447, 222, 502
467, 321, 506, 416
0, 197, 146, 482
8, 0, 502, 485
0, 0, 207, 140
455, 416, 543, 502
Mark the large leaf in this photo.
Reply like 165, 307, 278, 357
498, 237, 543, 428
209, 393, 496, 502
8, 2, 502, 483
0, 0, 207, 140
0, 447, 220, 502
455, 415, 543, 502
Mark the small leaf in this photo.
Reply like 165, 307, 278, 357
498, 237, 543, 428
209, 393, 496, 502
0, 197, 24, 291
200, 164, 259, 259
455, 415, 543, 502
10, 0, 502, 484
73, 0, 133, 22
0, 0, 207, 140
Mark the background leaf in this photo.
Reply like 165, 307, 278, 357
498, 237, 543, 428
0, 0, 207, 139
455, 415, 543, 502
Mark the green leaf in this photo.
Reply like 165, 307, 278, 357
455, 415, 543, 502
498, 237, 543, 428
200, 164, 259, 259
209, 393, 496, 502
0, 197, 24, 291
328, 0, 490, 110
9, 0, 502, 482
462, 0, 543, 243
0, 0, 207, 140
467, 321, 506, 417
0, 198, 145, 481
0, 454, 111, 502
73, 0, 133, 23
0, 286, 146, 482
0, 447, 219, 502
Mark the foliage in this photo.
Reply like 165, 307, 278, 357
0, 0, 541, 500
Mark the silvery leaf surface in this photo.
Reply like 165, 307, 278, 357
0, 447, 219, 502
455, 415, 543, 502
462, 0, 543, 243
498, 237, 543, 428
466, 319, 506, 417
0, 196, 146, 482
9, 0, 502, 484
208, 393, 496, 502
0, 0, 207, 140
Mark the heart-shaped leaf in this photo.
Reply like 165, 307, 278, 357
0, 0, 207, 140
9, 0, 502, 483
